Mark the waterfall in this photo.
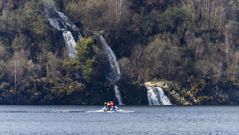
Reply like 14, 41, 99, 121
62, 31, 77, 58
114, 0, 124, 23
98, 35, 121, 82
44, 1, 124, 105
146, 87, 160, 105
97, 34, 123, 105
156, 87, 171, 105
146, 86, 172, 105
55, 10, 81, 33
44, 3, 81, 58
114, 85, 123, 105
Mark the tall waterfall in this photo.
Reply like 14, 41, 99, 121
44, 1, 124, 105
43, 3, 81, 58
146, 86, 172, 105
98, 35, 121, 82
97, 34, 123, 105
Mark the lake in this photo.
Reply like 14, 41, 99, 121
0, 106, 238, 135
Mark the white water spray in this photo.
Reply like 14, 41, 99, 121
146, 86, 171, 105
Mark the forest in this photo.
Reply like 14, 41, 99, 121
0, 0, 239, 105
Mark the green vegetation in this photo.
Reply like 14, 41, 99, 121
75, 37, 95, 81
0, 0, 239, 104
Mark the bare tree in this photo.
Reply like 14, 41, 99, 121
192, 0, 226, 30
5, 50, 28, 90
46, 52, 61, 83
0, 43, 8, 60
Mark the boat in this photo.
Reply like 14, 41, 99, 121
102, 106, 118, 113
86, 106, 135, 113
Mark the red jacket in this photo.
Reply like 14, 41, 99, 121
109, 102, 114, 107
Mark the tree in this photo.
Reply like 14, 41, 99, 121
46, 52, 62, 83
0, 61, 6, 81
75, 37, 95, 81
0, 43, 8, 60
5, 51, 28, 89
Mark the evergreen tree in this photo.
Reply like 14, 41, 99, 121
75, 37, 95, 81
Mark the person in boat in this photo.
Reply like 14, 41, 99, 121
104, 102, 107, 110
104, 101, 115, 111
106, 101, 111, 111
109, 101, 116, 111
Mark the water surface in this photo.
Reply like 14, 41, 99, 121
0, 106, 238, 135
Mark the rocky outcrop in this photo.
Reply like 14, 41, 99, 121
118, 81, 148, 105
144, 80, 239, 105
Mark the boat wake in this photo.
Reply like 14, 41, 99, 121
0, 110, 85, 114
0, 108, 135, 114
52, 110, 85, 113
86, 108, 135, 113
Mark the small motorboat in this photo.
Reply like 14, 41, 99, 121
102, 106, 118, 113
102, 101, 118, 112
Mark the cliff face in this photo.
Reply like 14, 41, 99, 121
0, 0, 239, 105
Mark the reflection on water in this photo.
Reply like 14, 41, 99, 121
0, 106, 238, 135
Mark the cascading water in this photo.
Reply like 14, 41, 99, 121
114, 85, 123, 105
44, 0, 123, 105
98, 35, 121, 82
55, 10, 81, 33
146, 87, 160, 105
146, 86, 172, 105
62, 31, 77, 58
156, 87, 171, 105
97, 34, 123, 105
43, 2, 81, 58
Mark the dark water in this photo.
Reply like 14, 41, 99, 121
0, 106, 238, 135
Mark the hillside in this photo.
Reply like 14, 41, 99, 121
0, 0, 239, 105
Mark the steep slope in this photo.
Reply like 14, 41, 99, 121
0, 0, 239, 105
